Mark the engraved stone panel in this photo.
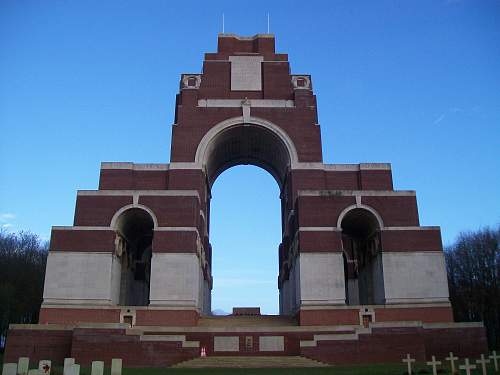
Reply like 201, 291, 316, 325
214, 336, 240, 352
259, 336, 285, 351
229, 56, 263, 91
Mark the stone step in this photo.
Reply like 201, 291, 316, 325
173, 356, 329, 368
198, 316, 298, 327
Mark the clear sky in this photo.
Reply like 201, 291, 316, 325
1, 0, 499, 314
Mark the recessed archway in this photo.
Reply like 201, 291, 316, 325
114, 207, 154, 306
340, 207, 385, 305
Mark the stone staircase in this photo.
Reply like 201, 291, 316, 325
173, 356, 329, 368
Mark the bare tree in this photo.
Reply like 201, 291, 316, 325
445, 225, 500, 349
0, 230, 48, 350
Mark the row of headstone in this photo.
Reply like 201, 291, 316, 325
2, 358, 122, 375
403, 350, 499, 375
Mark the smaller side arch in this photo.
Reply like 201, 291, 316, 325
336, 204, 384, 230
110, 203, 159, 229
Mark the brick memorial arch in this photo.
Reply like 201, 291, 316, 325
5, 34, 487, 366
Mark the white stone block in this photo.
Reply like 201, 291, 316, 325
383, 252, 450, 303
299, 253, 346, 305
149, 253, 200, 306
68, 365, 80, 375
229, 56, 263, 91
2, 364, 17, 375
43, 252, 114, 303
63, 358, 75, 375
38, 361, 51, 375
91, 362, 104, 375
214, 336, 239, 352
111, 359, 122, 375
259, 336, 284, 352
17, 358, 29, 375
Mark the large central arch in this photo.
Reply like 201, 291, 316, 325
199, 118, 295, 315
195, 116, 297, 189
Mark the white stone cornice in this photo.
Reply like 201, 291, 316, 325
100, 162, 169, 171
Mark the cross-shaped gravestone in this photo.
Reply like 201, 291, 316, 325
111, 359, 122, 375
63, 359, 75, 375
459, 358, 477, 375
91, 362, 104, 375
446, 352, 459, 374
476, 354, 490, 375
68, 364, 80, 375
38, 361, 51, 375
2, 363, 17, 375
426, 355, 442, 375
402, 353, 416, 375
17, 358, 29, 375
490, 351, 499, 371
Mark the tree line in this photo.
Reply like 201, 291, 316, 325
445, 225, 500, 350
0, 225, 498, 350
0, 230, 47, 349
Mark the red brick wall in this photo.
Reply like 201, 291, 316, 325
135, 309, 199, 326
71, 328, 198, 366
375, 306, 453, 323
74, 195, 132, 226
139, 196, 198, 227
39, 308, 120, 324
152, 230, 198, 253
381, 229, 443, 252
4, 329, 73, 365
299, 308, 360, 326
363, 195, 419, 226
50, 229, 115, 252
297, 196, 355, 227
298, 230, 342, 252
99, 169, 168, 190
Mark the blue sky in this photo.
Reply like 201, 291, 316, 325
1, 0, 499, 314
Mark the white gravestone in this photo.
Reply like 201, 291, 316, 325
426, 356, 441, 375
2, 364, 17, 375
38, 361, 51, 375
402, 354, 416, 375
63, 359, 75, 375
111, 359, 122, 375
445, 352, 459, 374
17, 358, 29, 375
476, 354, 490, 375
68, 365, 80, 375
459, 358, 476, 375
490, 351, 499, 371
91, 361, 104, 375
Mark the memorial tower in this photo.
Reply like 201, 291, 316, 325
4, 34, 487, 366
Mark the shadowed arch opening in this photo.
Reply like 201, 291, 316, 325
200, 122, 292, 189
341, 208, 385, 305
114, 208, 154, 306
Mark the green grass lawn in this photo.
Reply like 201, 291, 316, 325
3, 359, 499, 374
70, 363, 498, 375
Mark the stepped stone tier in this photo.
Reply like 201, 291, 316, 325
5, 33, 487, 366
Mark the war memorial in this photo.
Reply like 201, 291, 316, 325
2, 34, 492, 369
